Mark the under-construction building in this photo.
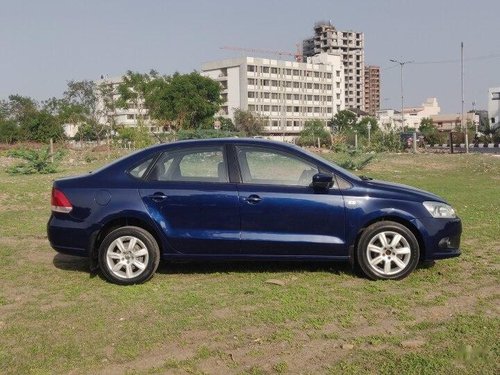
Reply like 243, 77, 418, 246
364, 65, 380, 116
303, 21, 365, 111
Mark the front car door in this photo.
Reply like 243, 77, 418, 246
139, 144, 240, 255
234, 144, 346, 256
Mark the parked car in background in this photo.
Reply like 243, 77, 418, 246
48, 139, 461, 284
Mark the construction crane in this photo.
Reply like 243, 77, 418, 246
220, 44, 303, 62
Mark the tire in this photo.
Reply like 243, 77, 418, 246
98, 226, 160, 285
356, 221, 419, 280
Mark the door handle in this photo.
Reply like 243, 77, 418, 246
244, 194, 262, 204
148, 192, 168, 202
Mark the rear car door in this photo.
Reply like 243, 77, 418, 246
139, 144, 240, 255
234, 144, 346, 256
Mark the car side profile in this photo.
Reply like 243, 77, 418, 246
47, 139, 461, 284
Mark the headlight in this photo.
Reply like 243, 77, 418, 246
423, 201, 456, 218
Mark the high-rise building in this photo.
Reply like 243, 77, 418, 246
364, 65, 380, 116
303, 21, 364, 111
201, 53, 345, 138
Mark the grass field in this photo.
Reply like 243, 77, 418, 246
0, 150, 499, 374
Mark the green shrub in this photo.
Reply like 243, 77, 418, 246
176, 129, 242, 140
6, 147, 64, 175
369, 131, 403, 152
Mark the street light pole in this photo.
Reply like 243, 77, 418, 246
390, 59, 413, 130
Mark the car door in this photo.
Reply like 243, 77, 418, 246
139, 144, 240, 255
234, 144, 346, 256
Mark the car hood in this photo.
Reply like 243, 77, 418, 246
363, 179, 446, 203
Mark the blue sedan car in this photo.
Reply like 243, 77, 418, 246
48, 139, 461, 284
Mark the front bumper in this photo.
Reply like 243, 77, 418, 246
412, 217, 462, 261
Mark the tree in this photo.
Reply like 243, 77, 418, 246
116, 70, 159, 127
64, 80, 107, 141
0, 119, 19, 143
418, 117, 441, 145
146, 72, 221, 131
329, 110, 357, 133
296, 119, 331, 146
355, 116, 379, 136
19, 110, 64, 142
0, 95, 64, 142
233, 109, 266, 136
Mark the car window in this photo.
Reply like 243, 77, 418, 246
149, 146, 228, 183
236, 146, 318, 186
128, 156, 155, 179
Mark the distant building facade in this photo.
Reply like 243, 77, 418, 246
364, 65, 380, 115
377, 98, 440, 130
302, 21, 364, 111
201, 53, 345, 137
488, 87, 500, 130
429, 113, 479, 132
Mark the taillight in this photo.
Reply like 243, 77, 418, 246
51, 188, 73, 213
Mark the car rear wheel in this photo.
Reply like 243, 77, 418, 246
98, 226, 160, 285
356, 221, 419, 280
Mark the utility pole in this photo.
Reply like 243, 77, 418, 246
390, 59, 413, 130
390, 58, 414, 152
461, 42, 469, 153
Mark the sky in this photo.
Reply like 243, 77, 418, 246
1, 0, 499, 113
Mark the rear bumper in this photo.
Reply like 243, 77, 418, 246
47, 214, 91, 257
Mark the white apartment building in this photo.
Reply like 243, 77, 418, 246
303, 21, 364, 111
201, 53, 345, 136
488, 87, 500, 130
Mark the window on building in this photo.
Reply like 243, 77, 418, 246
262, 79, 270, 86
314, 72, 320, 78
271, 80, 278, 87
286, 94, 292, 100
293, 82, 301, 88
294, 94, 301, 100
294, 106, 300, 112
314, 83, 320, 89
248, 105, 256, 111
248, 78, 256, 85
293, 69, 300, 76
271, 105, 279, 112
248, 92, 256, 98
263, 92, 270, 99
285, 69, 292, 75
247, 65, 256, 72
314, 95, 320, 101
271, 67, 278, 74
262, 66, 270, 73
271, 93, 280, 99
263, 105, 270, 111
126, 114, 135, 119
325, 73, 332, 79
336, 71, 341, 77
325, 84, 332, 90
492, 92, 500, 100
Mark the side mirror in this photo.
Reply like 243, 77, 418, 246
311, 173, 334, 190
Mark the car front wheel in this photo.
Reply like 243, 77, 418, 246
98, 226, 160, 285
356, 221, 420, 280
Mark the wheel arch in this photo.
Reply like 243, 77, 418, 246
352, 215, 426, 264
90, 213, 165, 265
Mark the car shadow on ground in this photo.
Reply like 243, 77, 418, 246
52, 253, 356, 278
